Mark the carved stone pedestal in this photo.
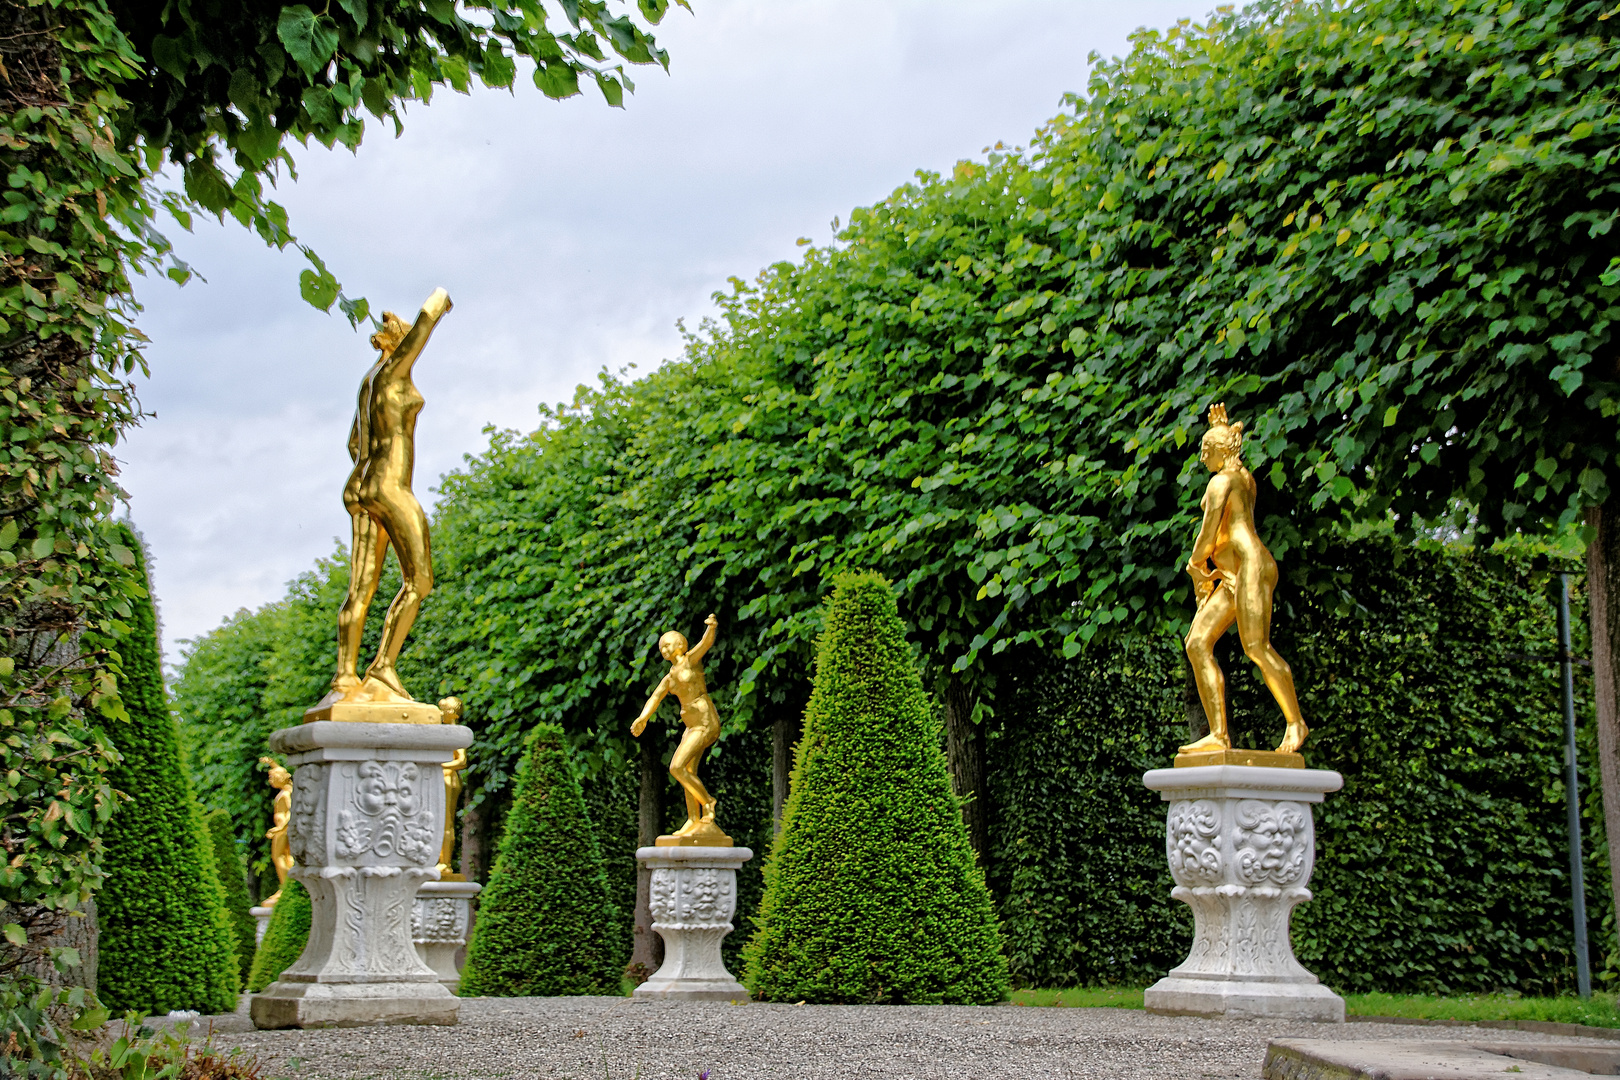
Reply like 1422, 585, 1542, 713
251, 721, 472, 1029
413, 880, 481, 993
633, 846, 753, 1001
250, 906, 273, 945
1143, 764, 1345, 1022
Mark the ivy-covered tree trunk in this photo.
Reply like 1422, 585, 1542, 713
1586, 503, 1620, 941
943, 677, 987, 869
627, 735, 662, 980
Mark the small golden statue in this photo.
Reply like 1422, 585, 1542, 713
1179, 403, 1309, 766
630, 614, 731, 846
307, 289, 453, 724
437, 696, 469, 880
260, 756, 294, 906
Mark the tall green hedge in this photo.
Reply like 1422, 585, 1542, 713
459, 724, 621, 996
97, 525, 238, 1014
745, 572, 1009, 1004
244, 878, 310, 993
202, 808, 258, 985
989, 536, 1607, 995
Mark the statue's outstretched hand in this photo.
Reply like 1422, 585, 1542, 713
631, 715, 648, 737
705, 613, 718, 628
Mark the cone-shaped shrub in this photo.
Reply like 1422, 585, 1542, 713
245, 877, 310, 993
98, 525, 239, 1013
744, 571, 1009, 1004
459, 723, 620, 996
203, 808, 258, 984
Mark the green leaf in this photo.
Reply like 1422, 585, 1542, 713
0, 519, 17, 550
5, 923, 26, 946
593, 71, 624, 108
535, 61, 581, 100
336, 0, 368, 31
150, 35, 190, 83
299, 267, 340, 311
277, 6, 339, 76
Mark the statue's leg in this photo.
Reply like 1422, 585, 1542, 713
364, 492, 433, 695
335, 512, 387, 692
1182, 587, 1236, 753
1234, 564, 1308, 753
669, 725, 717, 832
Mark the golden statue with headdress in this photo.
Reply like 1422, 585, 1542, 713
260, 756, 294, 906
1179, 403, 1309, 765
306, 289, 452, 724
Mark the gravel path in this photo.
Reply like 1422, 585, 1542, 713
184, 996, 1620, 1080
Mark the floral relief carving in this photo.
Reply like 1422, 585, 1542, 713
1166, 799, 1222, 885
1232, 799, 1308, 886
288, 764, 329, 865
649, 869, 677, 924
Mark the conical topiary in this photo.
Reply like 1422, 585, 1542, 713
744, 571, 1010, 1004
245, 877, 310, 993
458, 724, 621, 996
202, 808, 258, 985
97, 524, 240, 1013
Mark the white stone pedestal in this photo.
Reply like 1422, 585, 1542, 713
413, 880, 481, 994
250, 721, 472, 1029
1143, 764, 1345, 1022
250, 906, 273, 945
633, 846, 753, 1001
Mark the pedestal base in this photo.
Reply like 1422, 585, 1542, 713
249, 981, 458, 1028
632, 845, 752, 1001
413, 880, 480, 993
1145, 976, 1345, 1022
1144, 764, 1345, 1023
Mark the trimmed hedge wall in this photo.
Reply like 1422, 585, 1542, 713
203, 808, 258, 985
988, 537, 1607, 995
98, 526, 239, 1013
459, 724, 622, 996
245, 877, 310, 993
745, 572, 1009, 1004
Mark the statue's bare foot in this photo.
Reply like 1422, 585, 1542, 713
1178, 732, 1231, 755
358, 666, 412, 702
672, 817, 699, 837
700, 799, 718, 824
1276, 720, 1308, 754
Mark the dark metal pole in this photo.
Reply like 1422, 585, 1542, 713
1559, 572, 1592, 999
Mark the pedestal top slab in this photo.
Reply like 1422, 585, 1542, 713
636, 845, 753, 866
1144, 764, 1343, 802
417, 880, 482, 900
270, 721, 472, 763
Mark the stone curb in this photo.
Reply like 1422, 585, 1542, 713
1348, 1014, 1620, 1041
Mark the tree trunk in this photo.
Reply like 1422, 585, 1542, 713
1182, 653, 1209, 743
772, 715, 795, 831
459, 802, 486, 884
943, 677, 988, 871
626, 735, 664, 982
1586, 503, 1620, 945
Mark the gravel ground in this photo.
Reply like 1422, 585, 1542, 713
180, 996, 1620, 1080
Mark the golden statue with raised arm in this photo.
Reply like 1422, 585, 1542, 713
307, 288, 452, 723
631, 614, 732, 846
260, 756, 294, 907
1179, 403, 1309, 765
437, 697, 469, 880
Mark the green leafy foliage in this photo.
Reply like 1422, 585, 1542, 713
202, 808, 258, 986
744, 572, 1008, 1005
990, 537, 1608, 996
244, 877, 308, 994
96, 527, 237, 1014
458, 723, 621, 997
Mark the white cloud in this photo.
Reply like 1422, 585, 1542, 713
119, 0, 1216, 659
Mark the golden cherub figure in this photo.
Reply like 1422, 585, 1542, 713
630, 614, 731, 846
1181, 403, 1309, 757
260, 756, 294, 907
437, 696, 469, 880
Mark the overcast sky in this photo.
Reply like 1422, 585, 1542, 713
120, 0, 1215, 662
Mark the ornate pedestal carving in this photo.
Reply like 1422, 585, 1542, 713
1143, 764, 1345, 1022
250, 906, 273, 945
250, 721, 472, 1029
633, 846, 752, 1001
412, 880, 481, 993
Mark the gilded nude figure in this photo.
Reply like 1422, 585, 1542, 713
1181, 403, 1309, 756
260, 756, 293, 907
630, 614, 731, 845
319, 289, 452, 710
